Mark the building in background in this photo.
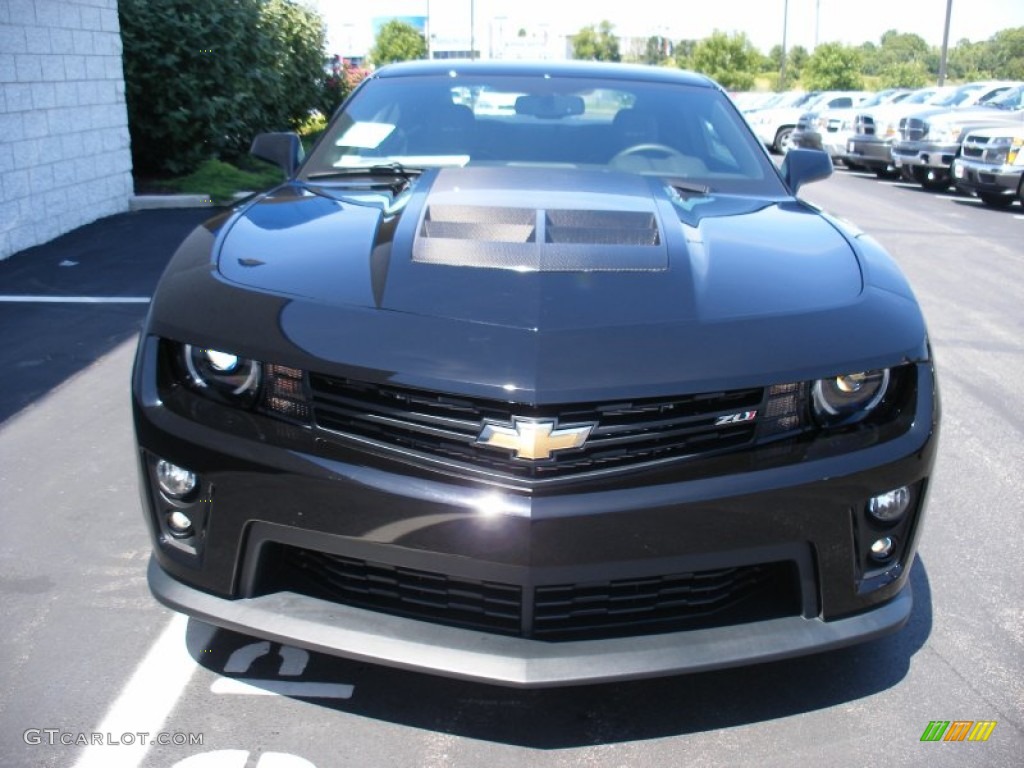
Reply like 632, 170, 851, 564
1, 0, 133, 260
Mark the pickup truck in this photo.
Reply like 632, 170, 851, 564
951, 124, 1024, 208
891, 82, 1023, 190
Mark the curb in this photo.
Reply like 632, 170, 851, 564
130, 194, 215, 210
129, 192, 254, 211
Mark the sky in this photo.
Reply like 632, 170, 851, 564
309, 0, 1024, 57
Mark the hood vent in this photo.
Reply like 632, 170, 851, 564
413, 204, 666, 272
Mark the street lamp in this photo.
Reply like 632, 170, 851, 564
780, 0, 789, 89
938, 0, 953, 85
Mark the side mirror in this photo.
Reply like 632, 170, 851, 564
249, 132, 304, 177
780, 148, 833, 194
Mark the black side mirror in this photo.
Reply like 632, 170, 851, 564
780, 148, 833, 194
250, 132, 304, 177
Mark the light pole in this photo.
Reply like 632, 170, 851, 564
938, 0, 953, 85
426, 0, 432, 60
815, 0, 820, 49
780, 0, 789, 89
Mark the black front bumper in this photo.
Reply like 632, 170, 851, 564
135, 342, 938, 686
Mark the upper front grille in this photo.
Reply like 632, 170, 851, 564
309, 375, 764, 481
855, 115, 875, 135
899, 117, 927, 141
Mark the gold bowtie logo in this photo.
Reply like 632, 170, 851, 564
475, 418, 594, 461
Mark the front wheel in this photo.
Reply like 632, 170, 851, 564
773, 127, 794, 155
978, 192, 1015, 209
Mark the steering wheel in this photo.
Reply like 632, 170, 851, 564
611, 143, 688, 163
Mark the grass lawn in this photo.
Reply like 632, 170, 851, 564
166, 158, 285, 204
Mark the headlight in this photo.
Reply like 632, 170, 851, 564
183, 343, 261, 404
812, 369, 890, 426
881, 120, 898, 139
991, 136, 1024, 165
930, 123, 963, 144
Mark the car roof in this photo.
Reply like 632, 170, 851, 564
372, 59, 719, 89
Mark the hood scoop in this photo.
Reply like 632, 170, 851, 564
412, 169, 667, 272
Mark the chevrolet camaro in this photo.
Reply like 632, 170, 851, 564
133, 61, 939, 687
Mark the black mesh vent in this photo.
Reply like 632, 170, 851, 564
533, 562, 800, 640
259, 545, 801, 641
273, 547, 522, 635
309, 375, 764, 480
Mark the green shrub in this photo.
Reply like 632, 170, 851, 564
120, 0, 328, 175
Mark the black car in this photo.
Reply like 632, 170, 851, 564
133, 61, 939, 687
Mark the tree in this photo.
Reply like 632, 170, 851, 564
947, 38, 992, 80
690, 31, 759, 90
788, 45, 809, 78
121, 0, 329, 175
673, 39, 697, 70
644, 35, 671, 66
258, 0, 329, 130
802, 42, 864, 89
876, 30, 933, 75
572, 21, 621, 62
878, 60, 930, 88
985, 26, 1024, 80
771, 44, 809, 88
370, 19, 426, 66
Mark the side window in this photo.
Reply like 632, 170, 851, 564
829, 97, 853, 108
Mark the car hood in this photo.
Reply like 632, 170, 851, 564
217, 167, 862, 330
149, 167, 926, 400
926, 105, 1024, 128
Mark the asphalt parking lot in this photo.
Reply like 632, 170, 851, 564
1, 172, 1022, 768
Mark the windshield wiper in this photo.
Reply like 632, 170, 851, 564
305, 163, 423, 190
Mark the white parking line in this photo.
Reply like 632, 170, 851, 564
0, 295, 150, 303
73, 614, 197, 768
210, 678, 354, 699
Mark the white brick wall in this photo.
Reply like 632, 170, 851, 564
0, 0, 132, 260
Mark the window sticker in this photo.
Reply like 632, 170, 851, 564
335, 122, 396, 149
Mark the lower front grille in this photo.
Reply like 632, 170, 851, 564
257, 544, 801, 641
270, 546, 523, 635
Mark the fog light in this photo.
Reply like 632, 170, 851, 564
868, 487, 911, 522
155, 459, 197, 498
870, 536, 896, 561
167, 510, 194, 536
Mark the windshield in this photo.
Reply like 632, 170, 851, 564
937, 86, 983, 107
902, 89, 935, 104
859, 92, 889, 108
985, 85, 1024, 110
302, 72, 785, 195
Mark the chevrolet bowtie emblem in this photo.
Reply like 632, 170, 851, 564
475, 418, 595, 461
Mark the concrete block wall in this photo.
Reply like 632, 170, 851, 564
1, 0, 133, 260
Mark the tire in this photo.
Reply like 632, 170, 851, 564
844, 159, 866, 171
978, 192, 1015, 209
874, 168, 899, 180
912, 166, 950, 191
773, 127, 794, 155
